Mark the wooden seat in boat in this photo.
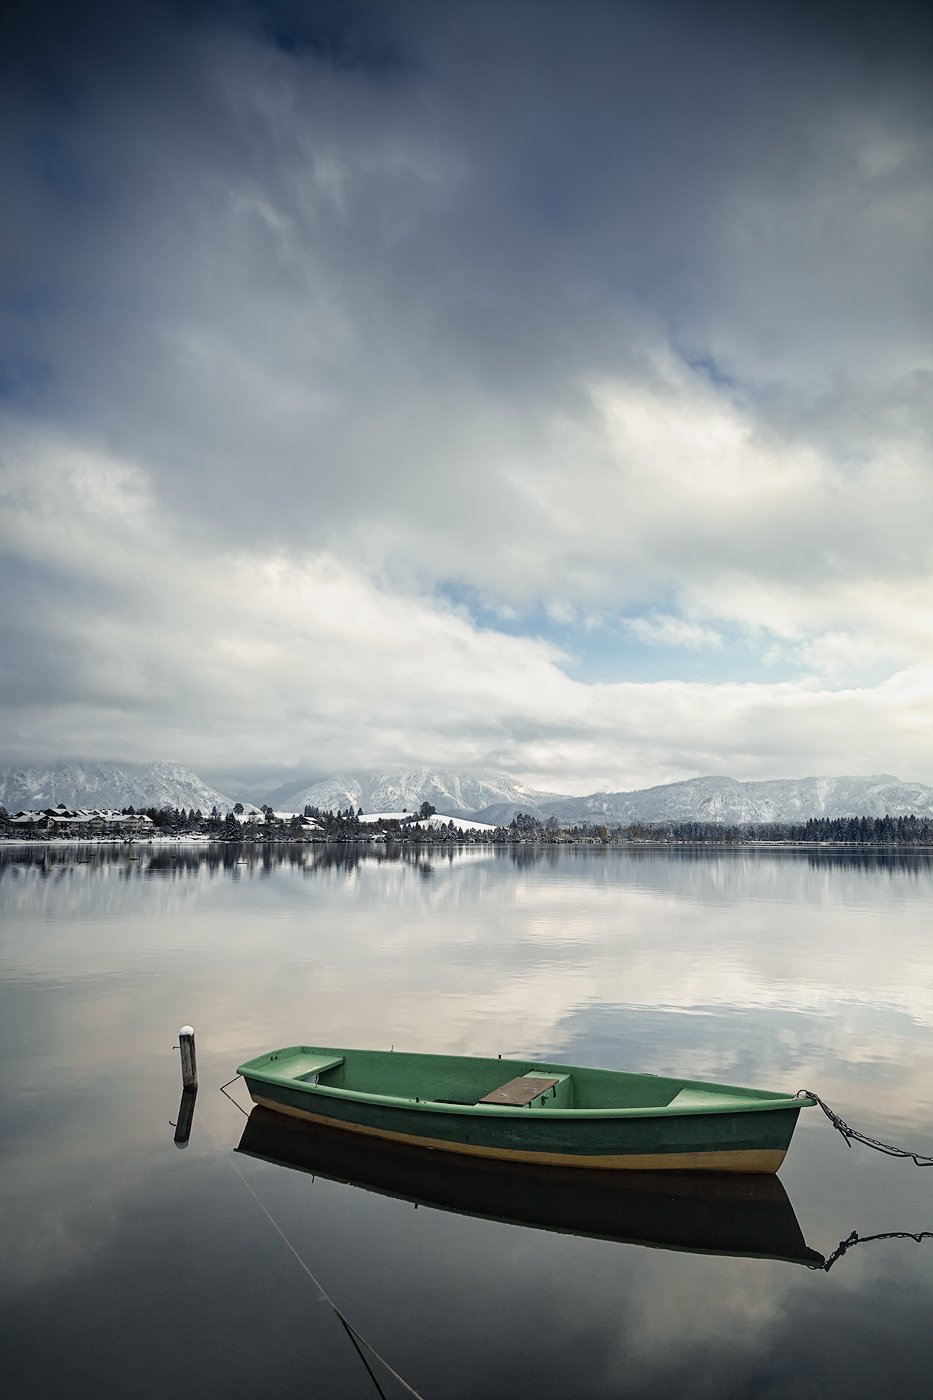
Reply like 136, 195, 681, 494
479, 1075, 560, 1106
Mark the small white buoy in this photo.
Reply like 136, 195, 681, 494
178, 1025, 198, 1090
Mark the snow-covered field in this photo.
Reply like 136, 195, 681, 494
358, 811, 498, 832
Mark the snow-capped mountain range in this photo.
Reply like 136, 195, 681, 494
539, 774, 933, 825
0, 761, 234, 814
2, 762, 933, 825
263, 768, 566, 819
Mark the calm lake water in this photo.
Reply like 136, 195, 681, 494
3, 842, 933, 1398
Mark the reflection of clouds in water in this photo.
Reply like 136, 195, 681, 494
557, 999, 933, 1150
0, 1079, 168, 1290
6, 846, 933, 1076
555, 1000, 929, 1082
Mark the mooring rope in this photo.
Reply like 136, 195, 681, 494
219, 1075, 249, 1115
206, 1085, 429, 1399
812, 1229, 933, 1272
798, 1090, 933, 1166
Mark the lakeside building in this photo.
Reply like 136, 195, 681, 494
7, 804, 155, 838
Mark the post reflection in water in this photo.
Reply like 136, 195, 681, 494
4, 842, 933, 1398
172, 1087, 198, 1148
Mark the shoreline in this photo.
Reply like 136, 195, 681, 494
2, 836, 933, 852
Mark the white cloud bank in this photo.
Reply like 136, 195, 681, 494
3, 430, 933, 791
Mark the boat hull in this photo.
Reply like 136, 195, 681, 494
246, 1090, 793, 1171
238, 1047, 810, 1174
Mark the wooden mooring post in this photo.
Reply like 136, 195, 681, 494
178, 1025, 198, 1090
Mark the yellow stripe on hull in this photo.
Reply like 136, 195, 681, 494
250, 1094, 786, 1174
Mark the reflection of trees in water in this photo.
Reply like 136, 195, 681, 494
611, 844, 933, 879
805, 848, 929, 878
500, 845, 567, 869
0, 840, 483, 881
3, 840, 933, 883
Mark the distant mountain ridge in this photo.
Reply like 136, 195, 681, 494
0, 761, 235, 814
268, 769, 933, 824
539, 774, 933, 825
3, 762, 933, 825
264, 767, 566, 818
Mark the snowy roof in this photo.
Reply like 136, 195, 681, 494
7, 808, 154, 825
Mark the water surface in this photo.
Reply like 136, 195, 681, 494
3, 843, 933, 1397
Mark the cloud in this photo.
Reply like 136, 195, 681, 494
624, 615, 723, 651
2, 1, 933, 787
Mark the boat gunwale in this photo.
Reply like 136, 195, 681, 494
236, 1050, 814, 1120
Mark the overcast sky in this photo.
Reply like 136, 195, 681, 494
2, 0, 932, 794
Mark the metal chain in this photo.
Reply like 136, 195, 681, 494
813, 1229, 933, 1272
798, 1090, 933, 1166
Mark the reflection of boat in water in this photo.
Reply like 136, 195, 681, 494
236, 1107, 823, 1267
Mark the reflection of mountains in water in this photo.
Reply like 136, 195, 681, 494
237, 1108, 823, 1267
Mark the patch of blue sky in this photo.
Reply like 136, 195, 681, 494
683, 351, 737, 391
671, 333, 773, 413
436, 582, 795, 686
563, 624, 798, 686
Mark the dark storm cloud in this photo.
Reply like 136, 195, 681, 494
4, 0, 930, 566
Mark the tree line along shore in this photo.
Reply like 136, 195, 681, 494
2, 802, 933, 847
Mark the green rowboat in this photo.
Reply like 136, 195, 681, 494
236, 1046, 814, 1174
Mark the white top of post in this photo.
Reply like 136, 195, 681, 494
179, 1025, 195, 1037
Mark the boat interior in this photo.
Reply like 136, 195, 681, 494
244, 1047, 774, 1111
